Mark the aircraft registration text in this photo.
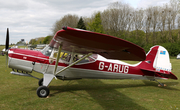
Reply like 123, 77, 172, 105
98, 62, 129, 73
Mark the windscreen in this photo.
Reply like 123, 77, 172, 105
41, 46, 53, 56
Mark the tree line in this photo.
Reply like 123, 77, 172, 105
29, 0, 180, 56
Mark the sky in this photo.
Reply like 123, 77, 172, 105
0, 0, 170, 45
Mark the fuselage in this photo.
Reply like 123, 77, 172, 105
8, 46, 170, 80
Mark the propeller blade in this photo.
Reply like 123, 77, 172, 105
5, 28, 9, 50
5, 28, 9, 67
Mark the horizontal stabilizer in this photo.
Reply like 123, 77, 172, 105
155, 72, 178, 80
141, 69, 178, 80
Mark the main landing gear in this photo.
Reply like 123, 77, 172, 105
36, 74, 54, 98
36, 78, 50, 98
37, 78, 50, 98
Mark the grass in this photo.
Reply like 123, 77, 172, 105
0, 45, 180, 110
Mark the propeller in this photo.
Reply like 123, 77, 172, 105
5, 28, 9, 67
6, 28, 9, 50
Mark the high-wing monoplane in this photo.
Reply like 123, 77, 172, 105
4, 27, 178, 98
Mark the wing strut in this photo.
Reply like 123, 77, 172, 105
53, 44, 63, 75
55, 53, 92, 76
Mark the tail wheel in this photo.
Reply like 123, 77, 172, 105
37, 86, 49, 98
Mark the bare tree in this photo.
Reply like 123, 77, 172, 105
52, 14, 79, 35
132, 9, 144, 40
170, 0, 179, 29
101, 9, 111, 35
159, 0, 178, 42
101, 2, 133, 38
157, 5, 168, 42
178, 16, 180, 40
170, 0, 179, 41
143, 8, 153, 44
151, 6, 160, 44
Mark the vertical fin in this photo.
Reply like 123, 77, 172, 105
137, 45, 171, 71
137, 46, 159, 70
137, 45, 177, 80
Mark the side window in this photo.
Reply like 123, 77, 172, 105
49, 50, 96, 64
75, 54, 95, 64
52, 51, 71, 62
61, 52, 71, 62
73, 54, 80, 62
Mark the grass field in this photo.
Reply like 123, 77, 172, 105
0, 45, 180, 110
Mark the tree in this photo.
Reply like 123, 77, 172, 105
52, 14, 79, 35
47, 1, 180, 56
76, 17, 86, 30
148, 6, 159, 44
29, 39, 36, 45
29, 37, 45, 45
43, 36, 53, 44
101, 2, 133, 38
88, 12, 104, 33
132, 9, 144, 40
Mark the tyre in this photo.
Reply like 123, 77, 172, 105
37, 86, 49, 98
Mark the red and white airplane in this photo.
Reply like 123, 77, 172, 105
4, 27, 177, 98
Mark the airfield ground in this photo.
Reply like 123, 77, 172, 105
0, 45, 180, 110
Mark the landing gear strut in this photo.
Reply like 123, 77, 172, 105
38, 78, 43, 86
153, 79, 166, 87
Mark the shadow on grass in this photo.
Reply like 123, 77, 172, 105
48, 79, 148, 110
142, 80, 180, 91
29, 79, 179, 110
78, 79, 147, 110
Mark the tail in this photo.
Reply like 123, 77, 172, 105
137, 45, 177, 80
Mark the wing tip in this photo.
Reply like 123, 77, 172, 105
62, 26, 67, 30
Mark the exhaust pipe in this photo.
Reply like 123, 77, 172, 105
11, 71, 40, 80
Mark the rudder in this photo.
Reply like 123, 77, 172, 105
153, 46, 171, 72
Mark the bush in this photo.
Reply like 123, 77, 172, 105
162, 43, 180, 56
141, 43, 180, 56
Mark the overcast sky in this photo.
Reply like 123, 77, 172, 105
0, 0, 170, 45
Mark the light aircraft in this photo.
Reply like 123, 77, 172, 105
4, 27, 177, 98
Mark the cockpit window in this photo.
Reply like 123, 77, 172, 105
47, 46, 97, 64
41, 46, 53, 56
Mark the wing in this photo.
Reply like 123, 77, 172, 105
49, 27, 146, 61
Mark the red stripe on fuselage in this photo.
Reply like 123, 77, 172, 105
9, 48, 41, 62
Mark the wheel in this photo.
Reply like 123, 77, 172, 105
38, 78, 43, 86
37, 86, 49, 98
